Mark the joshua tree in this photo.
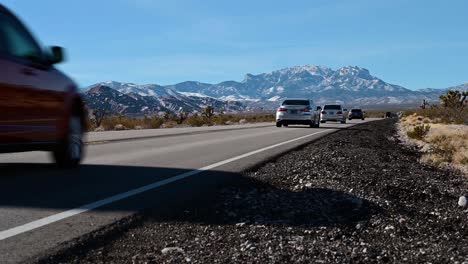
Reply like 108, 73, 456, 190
92, 109, 109, 128
439, 90, 468, 123
162, 112, 171, 121
202, 105, 214, 119
176, 110, 188, 124
440, 90, 465, 108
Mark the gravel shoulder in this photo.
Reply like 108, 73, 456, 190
39, 119, 467, 263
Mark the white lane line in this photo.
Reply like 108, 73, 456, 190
0, 129, 332, 241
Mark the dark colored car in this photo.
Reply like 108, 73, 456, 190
348, 108, 365, 120
0, 4, 85, 167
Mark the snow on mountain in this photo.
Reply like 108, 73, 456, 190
446, 83, 468, 91
83, 65, 465, 114
84, 84, 245, 116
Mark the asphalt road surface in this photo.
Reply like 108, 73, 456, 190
0, 119, 377, 263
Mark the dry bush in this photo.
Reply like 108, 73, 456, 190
400, 114, 468, 173
85, 112, 276, 132
163, 120, 178, 128
185, 115, 206, 127
143, 116, 164, 129
364, 111, 386, 118
411, 90, 468, 124
101, 116, 140, 130
423, 126, 468, 166
407, 124, 431, 140
415, 106, 467, 124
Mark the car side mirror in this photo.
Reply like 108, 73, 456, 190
47, 46, 65, 64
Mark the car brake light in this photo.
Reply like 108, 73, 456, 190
302, 108, 310, 112
278, 107, 287, 112
337, 111, 342, 114
321, 111, 327, 114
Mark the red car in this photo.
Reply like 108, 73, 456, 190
0, 4, 85, 168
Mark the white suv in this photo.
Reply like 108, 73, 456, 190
320, 104, 347, 124
276, 98, 320, 128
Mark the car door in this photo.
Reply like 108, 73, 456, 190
0, 10, 62, 144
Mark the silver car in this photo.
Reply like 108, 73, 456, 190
276, 98, 320, 128
320, 104, 347, 124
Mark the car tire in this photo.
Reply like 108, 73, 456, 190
276, 121, 282, 127
362, 118, 365, 120
320, 120, 326, 123
341, 120, 346, 124
348, 118, 352, 120
284, 124, 288, 127
53, 116, 84, 169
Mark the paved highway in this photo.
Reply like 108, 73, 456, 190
0, 119, 377, 263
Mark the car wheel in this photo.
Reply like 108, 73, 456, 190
341, 120, 346, 124
276, 121, 282, 127
362, 118, 365, 120
284, 124, 288, 127
314, 119, 320, 128
320, 120, 326, 123
53, 116, 83, 168
348, 118, 352, 120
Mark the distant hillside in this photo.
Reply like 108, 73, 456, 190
82, 65, 467, 114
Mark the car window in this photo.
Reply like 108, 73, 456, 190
323, 105, 341, 110
0, 12, 43, 62
351, 109, 362, 113
282, 100, 309, 106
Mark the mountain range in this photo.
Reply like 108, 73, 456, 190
83, 65, 466, 115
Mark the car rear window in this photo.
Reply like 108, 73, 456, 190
282, 100, 309, 106
351, 109, 362, 113
323, 105, 341, 110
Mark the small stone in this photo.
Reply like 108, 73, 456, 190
114, 124, 126, 130
161, 247, 184, 255
458, 196, 467, 207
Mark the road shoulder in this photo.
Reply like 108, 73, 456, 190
38, 119, 467, 263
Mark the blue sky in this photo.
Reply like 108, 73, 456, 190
3, 0, 467, 89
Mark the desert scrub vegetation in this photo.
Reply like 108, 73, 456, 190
406, 124, 431, 140
86, 109, 275, 132
399, 90, 467, 174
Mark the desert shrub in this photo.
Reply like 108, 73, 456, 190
413, 90, 468, 124
212, 115, 229, 125
364, 111, 386, 118
425, 126, 468, 165
144, 116, 164, 129
202, 106, 214, 119
425, 134, 467, 165
186, 115, 205, 127
85, 111, 277, 131
163, 120, 178, 128
85, 118, 97, 131
407, 124, 430, 140
101, 116, 136, 130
